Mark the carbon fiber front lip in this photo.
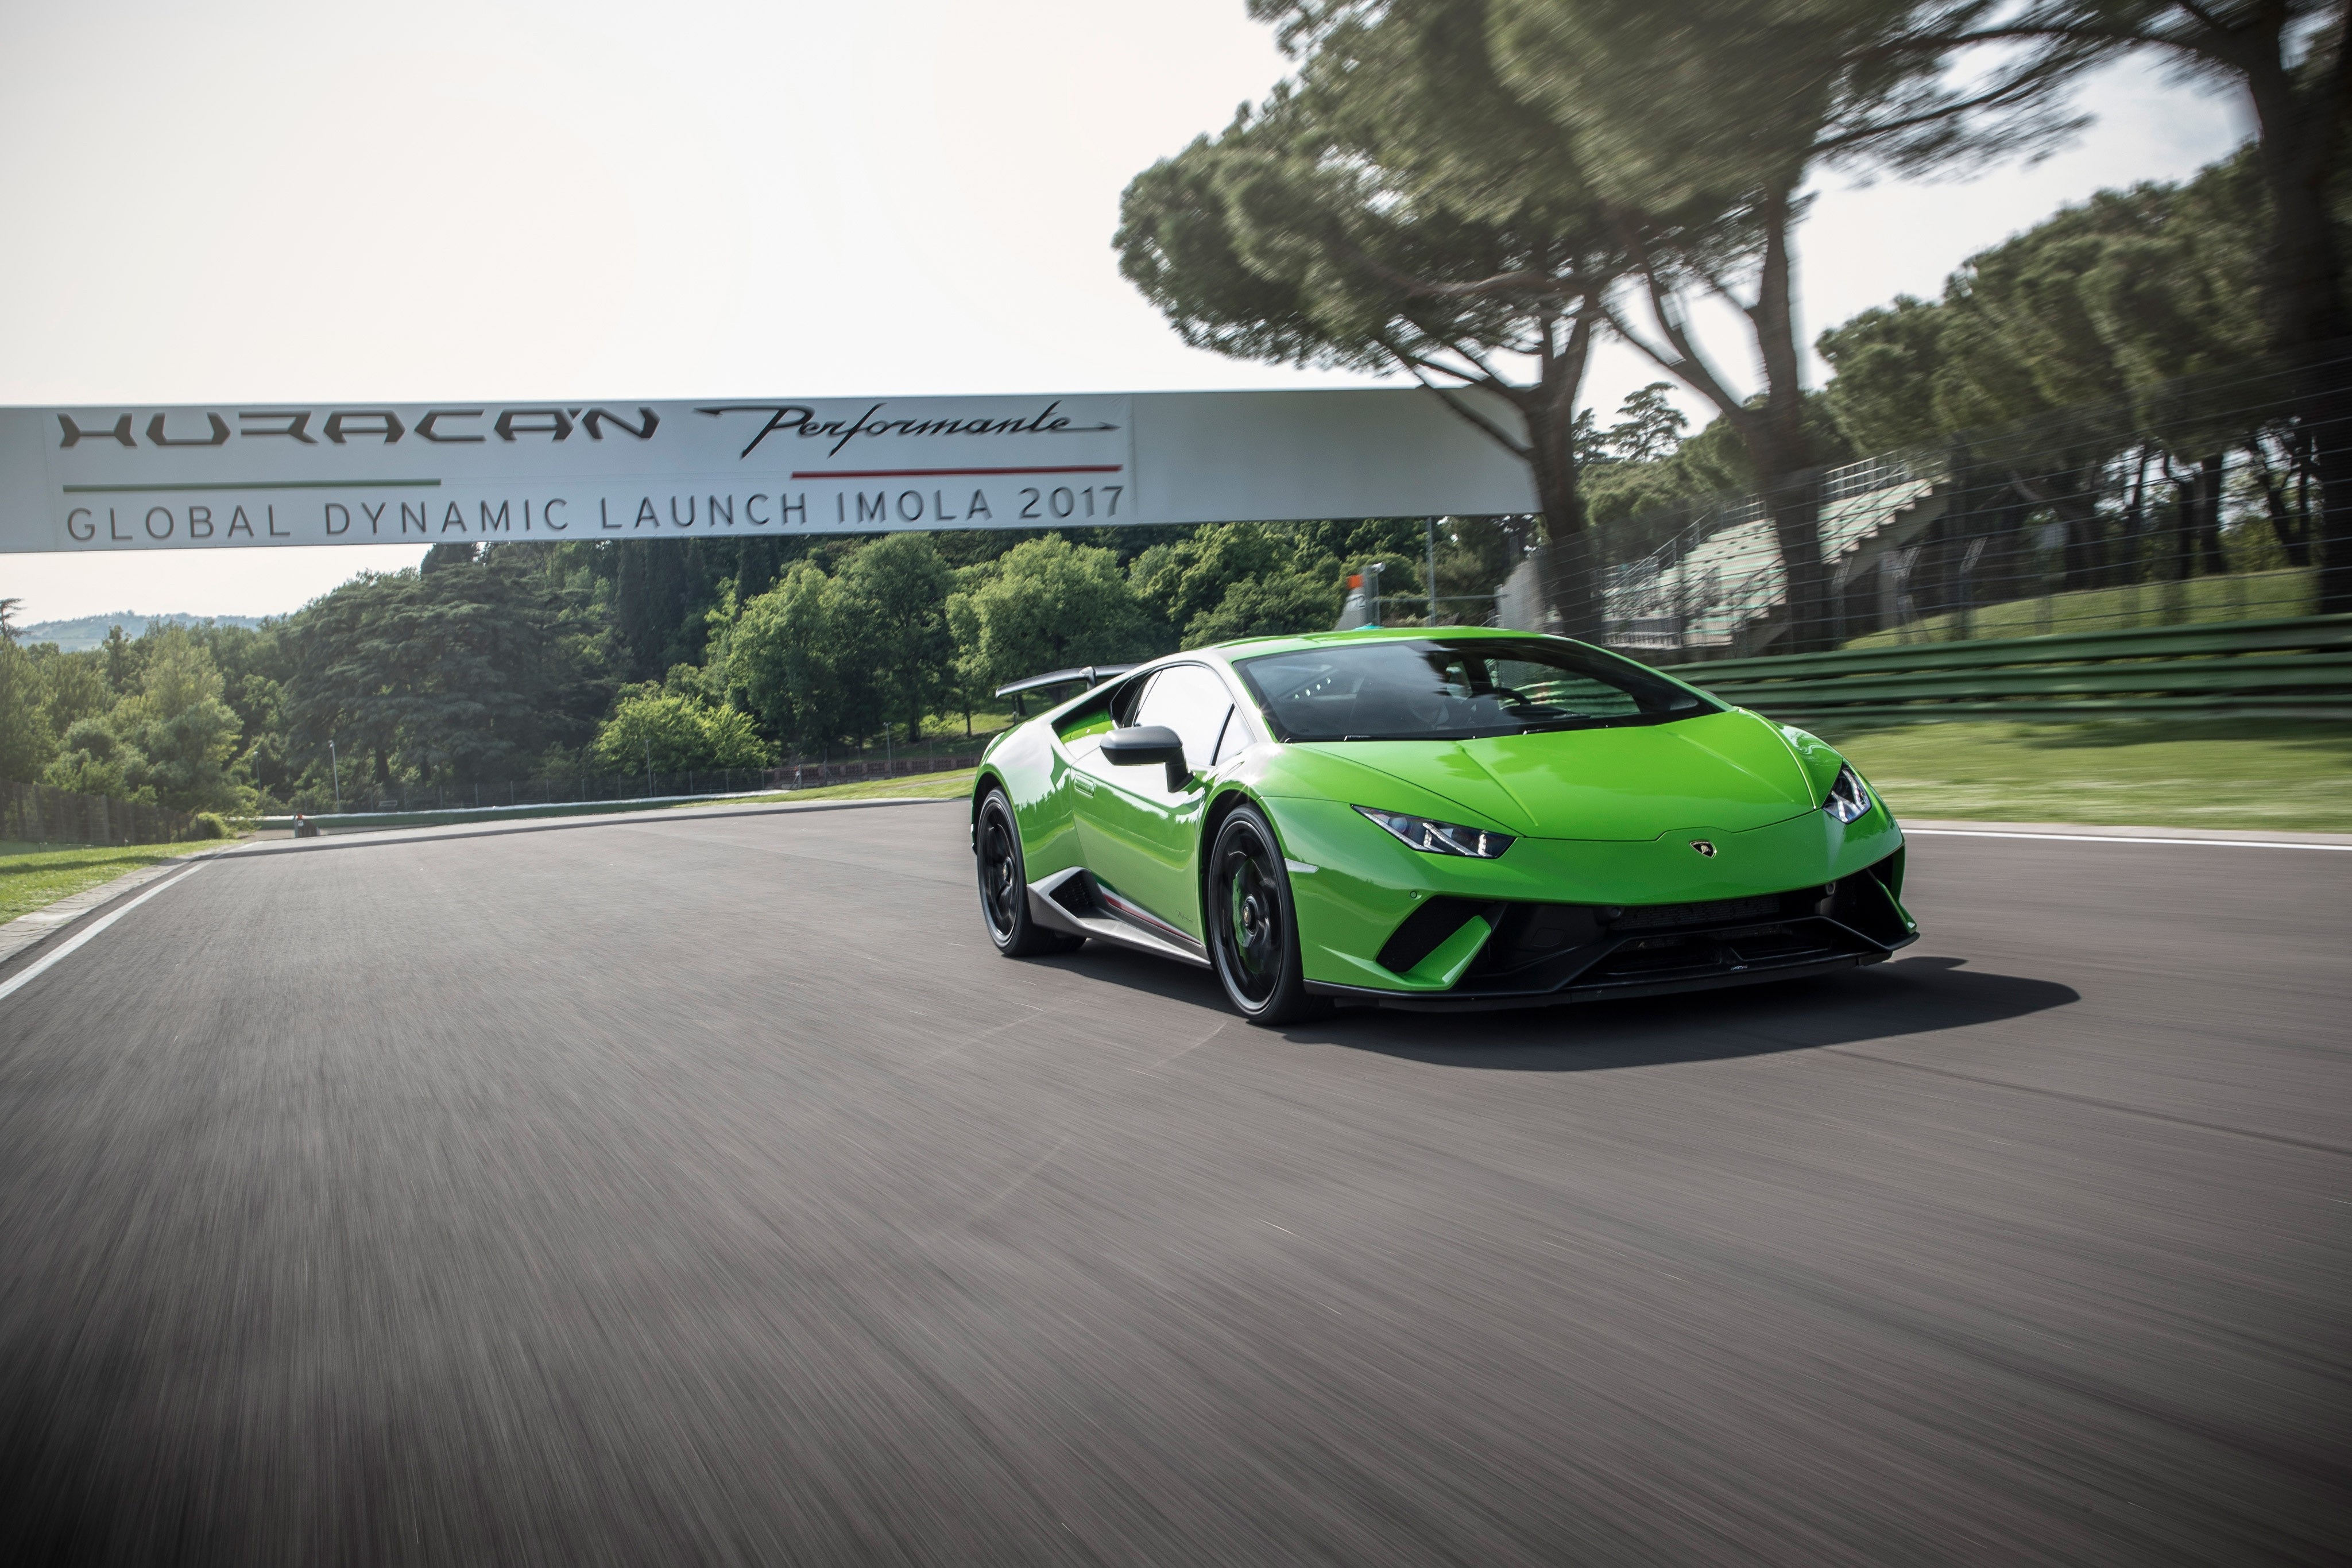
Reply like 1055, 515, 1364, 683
1306, 941, 1908, 1012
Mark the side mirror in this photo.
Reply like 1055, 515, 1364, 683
1100, 725, 1192, 792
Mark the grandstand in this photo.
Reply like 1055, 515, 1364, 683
1498, 452, 1952, 660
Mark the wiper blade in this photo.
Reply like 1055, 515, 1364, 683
1515, 714, 1664, 733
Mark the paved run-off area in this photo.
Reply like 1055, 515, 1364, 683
0, 802, 2343, 1565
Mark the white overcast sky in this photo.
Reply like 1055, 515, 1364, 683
0, 0, 2242, 624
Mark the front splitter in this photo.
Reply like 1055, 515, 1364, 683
1305, 946, 1901, 1013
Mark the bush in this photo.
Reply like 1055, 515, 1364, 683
592, 688, 773, 773
43, 718, 140, 800
189, 812, 231, 840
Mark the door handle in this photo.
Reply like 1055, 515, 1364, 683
1073, 776, 1096, 797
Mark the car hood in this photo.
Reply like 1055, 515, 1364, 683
1301, 710, 1820, 841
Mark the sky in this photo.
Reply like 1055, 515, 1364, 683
0, 0, 2244, 626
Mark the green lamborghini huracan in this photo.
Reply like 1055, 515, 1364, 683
971, 627, 1917, 1024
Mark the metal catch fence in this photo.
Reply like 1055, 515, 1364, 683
1505, 352, 2340, 661
2, 782, 201, 846
287, 753, 985, 821
1681, 613, 2352, 725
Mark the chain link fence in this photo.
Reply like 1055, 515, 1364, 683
1500, 352, 2341, 662
287, 753, 984, 822
3, 782, 201, 845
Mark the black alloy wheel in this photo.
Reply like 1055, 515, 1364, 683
976, 790, 1081, 957
1207, 804, 1328, 1026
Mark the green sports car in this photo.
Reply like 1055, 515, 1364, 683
971, 627, 1918, 1025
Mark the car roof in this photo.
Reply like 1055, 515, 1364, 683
1026, 626, 1686, 727
1200, 625, 1551, 662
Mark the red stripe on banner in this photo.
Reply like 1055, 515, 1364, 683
788, 464, 1127, 479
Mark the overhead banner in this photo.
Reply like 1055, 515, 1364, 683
0, 389, 1538, 553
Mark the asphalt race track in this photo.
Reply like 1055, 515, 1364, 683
0, 800, 2345, 1566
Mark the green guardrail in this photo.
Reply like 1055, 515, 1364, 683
1677, 613, 2352, 723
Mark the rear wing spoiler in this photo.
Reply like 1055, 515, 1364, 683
993, 664, 1140, 700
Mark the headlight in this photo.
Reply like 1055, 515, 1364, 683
1356, 806, 1514, 858
1824, 763, 1873, 824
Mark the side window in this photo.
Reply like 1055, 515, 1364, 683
1213, 703, 1252, 765
1110, 674, 1152, 727
1134, 664, 1236, 774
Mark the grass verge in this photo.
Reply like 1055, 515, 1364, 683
1843, 567, 2314, 648
0, 841, 207, 925
288, 769, 986, 834
659, 769, 979, 810
1818, 718, 2352, 833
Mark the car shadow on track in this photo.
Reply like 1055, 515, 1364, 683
1030, 948, 2078, 1070
1303, 955, 2080, 1070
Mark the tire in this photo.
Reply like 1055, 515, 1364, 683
1206, 804, 1330, 1026
975, 789, 1082, 957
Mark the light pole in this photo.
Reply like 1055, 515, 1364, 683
328, 738, 342, 813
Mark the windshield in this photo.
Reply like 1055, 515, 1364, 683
1232, 637, 1719, 742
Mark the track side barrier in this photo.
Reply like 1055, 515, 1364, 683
1673, 613, 2352, 723
2, 781, 200, 845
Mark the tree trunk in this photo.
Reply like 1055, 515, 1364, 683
2194, 452, 2229, 578
1433, 304, 1604, 641
1524, 402, 1601, 641
2249, 438, 2312, 567
2168, 478, 2195, 583
1761, 474, 1829, 652
1746, 181, 1830, 653
2038, 462, 2103, 591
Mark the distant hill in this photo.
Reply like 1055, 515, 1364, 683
12, 612, 272, 652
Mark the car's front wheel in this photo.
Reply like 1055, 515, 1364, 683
1207, 804, 1328, 1026
976, 789, 1082, 957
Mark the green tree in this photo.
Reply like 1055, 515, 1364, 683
1819, 156, 2277, 586
1606, 384, 1690, 462
0, 636, 55, 783
42, 718, 136, 799
1119, 1, 1628, 633
1887, 0, 2352, 610
109, 625, 246, 813
613, 540, 697, 681
1129, 523, 1299, 638
100, 624, 138, 696
591, 688, 771, 774
199, 623, 296, 803
834, 533, 956, 746
1817, 295, 1952, 454
1124, 522, 1366, 642
1486, 0, 2090, 648
1181, 567, 1347, 644
28, 646, 112, 737
735, 537, 784, 605
284, 553, 610, 791
420, 541, 479, 575
950, 536, 1159, 696
729, 562, 856, 754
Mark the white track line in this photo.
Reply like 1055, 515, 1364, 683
1906, 828, 2351, 851
0, 862, 211, 1006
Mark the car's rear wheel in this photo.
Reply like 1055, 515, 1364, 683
976, 789, 1082, 957
1207, 805, 1328, 1026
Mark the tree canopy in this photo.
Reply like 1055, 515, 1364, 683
1123, 0, 2093, 646
1120, 0, 1630, 632
1880, 0, 2352, 609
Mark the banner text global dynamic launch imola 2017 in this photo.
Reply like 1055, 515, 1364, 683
0, 389, 1540, 553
